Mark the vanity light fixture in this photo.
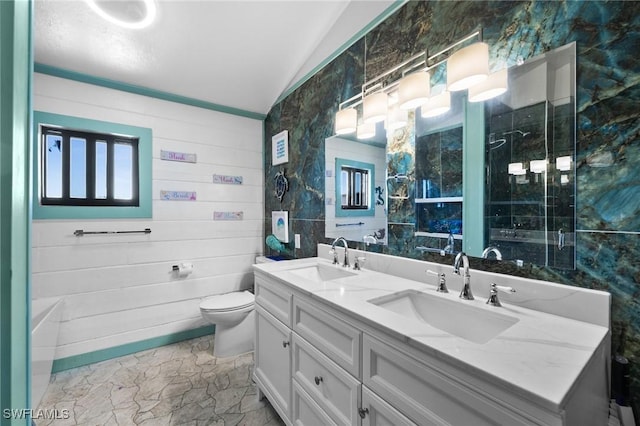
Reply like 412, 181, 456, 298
421, 90, 451, 118
398, 71, 430, 110
529, 159, 548, 174
363, 92, 389, 123
508, 162, 527, 175
357, 122, 376, 140
334, 28, 503, 135
387, 103, 408, 130
556, 156, 572, 171
84, 0, 157, 29
335, 108, 358, 135
468, 68, 508, 102
446, 42, 489, 91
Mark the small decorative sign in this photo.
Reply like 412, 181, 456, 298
161, 190, 196, 201
272, 211, 289, 243
160, 150, 197, 163
213, 211, 243, 221
213, 174, 243, 185
272, 130, 289, 165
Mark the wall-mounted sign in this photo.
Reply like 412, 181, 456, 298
213, 174, 243, 185
160, 150, 197, 163
272, 211, 289, 243
160, 190, 196, 201
213, 211, 243, 221
272, 130, 289, 165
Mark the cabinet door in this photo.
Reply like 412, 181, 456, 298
292, 380, 338, 426
361, 386, 417, 426
255, 305, 292, 424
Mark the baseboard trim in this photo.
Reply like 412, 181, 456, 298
51, 325, 215, 373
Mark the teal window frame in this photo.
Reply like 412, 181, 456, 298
335, 158, 375, 218
32, 111, 152, 219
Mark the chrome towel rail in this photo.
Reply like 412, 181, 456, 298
336, 222, 364, 227
74, 228, 151, 237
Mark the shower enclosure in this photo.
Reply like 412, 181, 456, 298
482, 42, 576, 269
485, 97, 575, 269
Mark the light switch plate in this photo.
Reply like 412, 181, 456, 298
294, 234, 301, 249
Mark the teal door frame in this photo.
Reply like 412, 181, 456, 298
1, 0, 32, 424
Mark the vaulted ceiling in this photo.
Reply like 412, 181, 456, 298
34, 0, 399, 117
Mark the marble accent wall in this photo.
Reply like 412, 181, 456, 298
264, 0, 640, 412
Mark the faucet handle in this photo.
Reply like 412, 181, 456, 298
427, 270, 448, 293
486, 283, 516, 307
353, 256, 365, 270
330, 249, 339, 265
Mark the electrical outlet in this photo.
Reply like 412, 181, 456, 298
294, 234, 301, 249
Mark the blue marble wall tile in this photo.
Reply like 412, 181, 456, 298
264, 0, 640, 412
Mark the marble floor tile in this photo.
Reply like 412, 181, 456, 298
36, 336, 285, 426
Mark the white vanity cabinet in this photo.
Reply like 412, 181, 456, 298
254, 258, 610, 426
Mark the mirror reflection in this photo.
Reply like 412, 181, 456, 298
325, 42, 576, 269
325, 135, 387, 245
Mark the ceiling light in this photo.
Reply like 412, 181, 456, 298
447, 42, 489, 91
468, 68, 508, 102
85, 0, 157, 29
357, 122, 376, 139
363, 92, 389, 123
398, 72, 430, 110
421, 91, 451, 118
335, 108, 357, 135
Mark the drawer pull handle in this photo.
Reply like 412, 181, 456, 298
282, 341, 290, 348
314, 376, 323, 385
358, 408, 369, 419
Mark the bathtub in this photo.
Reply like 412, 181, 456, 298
31, 297, 63, 409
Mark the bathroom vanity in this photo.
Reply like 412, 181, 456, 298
253, 244, 610, 426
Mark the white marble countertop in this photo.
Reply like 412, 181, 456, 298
254, 256, 610, 412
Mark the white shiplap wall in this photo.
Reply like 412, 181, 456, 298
32, 73, 264, 360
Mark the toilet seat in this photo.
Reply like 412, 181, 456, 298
200, 290, 254, 312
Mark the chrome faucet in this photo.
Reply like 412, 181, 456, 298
331, 237, 350, 268
443, 231, 455, 254
481, 246, 503, 260
486, 283, 516, 307
453, 252, 473, 300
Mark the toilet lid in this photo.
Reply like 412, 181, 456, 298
200, 291, 254, 311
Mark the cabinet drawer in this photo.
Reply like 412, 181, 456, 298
362, 385, 417, 426
293, 296, 361, 378
293, 334, 361, 426
255, 275, 292, 327
363, 334, 533, 426
293, 380, 338, 426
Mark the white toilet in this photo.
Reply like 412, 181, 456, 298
199, 290, 255, 358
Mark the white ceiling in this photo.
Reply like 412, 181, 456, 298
34, 0, 398, 117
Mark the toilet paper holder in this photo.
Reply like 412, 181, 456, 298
172, 262, 193, 277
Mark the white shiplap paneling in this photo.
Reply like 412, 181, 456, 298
32, 73, 264, 360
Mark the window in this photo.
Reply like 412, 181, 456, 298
33, 111, 152, 219
41, 126, 139, 206
335, 158, 375, 218
340, 165, 370, 210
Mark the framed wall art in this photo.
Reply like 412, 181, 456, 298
272, 130, 289, 165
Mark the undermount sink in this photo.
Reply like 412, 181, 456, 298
369, 290, 519, 344
288, 263, 356, 282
